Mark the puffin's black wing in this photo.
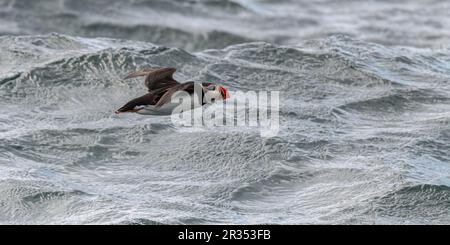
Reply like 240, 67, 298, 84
123, 67, 179, 91
154, 81, 198, 108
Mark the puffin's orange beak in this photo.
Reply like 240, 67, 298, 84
219, 86, 230, 100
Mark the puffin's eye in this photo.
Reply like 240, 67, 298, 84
207, 85, 216, 90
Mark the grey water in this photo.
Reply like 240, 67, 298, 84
0, 0, 449, 224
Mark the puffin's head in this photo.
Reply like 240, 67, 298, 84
204, 84, 230, 103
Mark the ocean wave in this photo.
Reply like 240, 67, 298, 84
0, 33, 449, 224
373, 184, 450, 224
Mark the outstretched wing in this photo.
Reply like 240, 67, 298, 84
154, 81, 199, 108
123, 67, 179, 91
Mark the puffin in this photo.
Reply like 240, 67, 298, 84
115, 67, 230, 115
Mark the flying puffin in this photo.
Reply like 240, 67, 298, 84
115, 67, 230, 115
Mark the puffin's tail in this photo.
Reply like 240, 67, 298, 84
115, 93, 154, 114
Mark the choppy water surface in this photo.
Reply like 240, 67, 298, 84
0, 0, 450, 224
